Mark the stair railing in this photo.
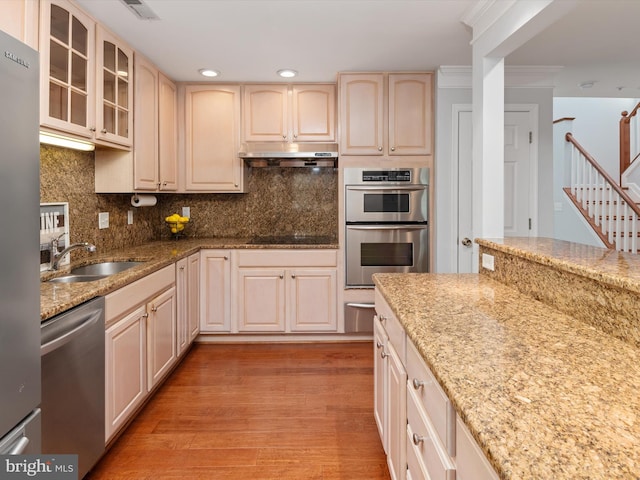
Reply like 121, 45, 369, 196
565, 133, 640, 253
620, 101, 640, 183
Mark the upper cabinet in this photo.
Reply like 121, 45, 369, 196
0, 0, 39, 49
339, 72, 432, 156
183, 84, 245, 192
40, 0, 133, 149
95, 26, 133, 147
40, 0, 95, 140
243, 83, 335, 143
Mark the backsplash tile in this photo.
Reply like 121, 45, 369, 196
40, 145, 338, 261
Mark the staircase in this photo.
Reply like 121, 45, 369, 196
563, 133, 640, 254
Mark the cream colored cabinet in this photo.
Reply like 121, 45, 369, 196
388, 342, 407, 480
103, 264, 175, 442
234, 250, 338, 334
455, 417, 500, 480
94, 56, 177, 193
39, 0, 95, 139
95, 25, 133, 147
105, 305, 146, 442
339, 73, 432, 156
288, 268, 337, 332
200, 249, 231, 332
146, 286, 176, 390
243, 84, 335, 143
183, 84, 244, 192
0, 0, 39, 49
374, 315, 389, 453
177, 252, 200, 356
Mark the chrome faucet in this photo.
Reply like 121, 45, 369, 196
49, 235, 97, 271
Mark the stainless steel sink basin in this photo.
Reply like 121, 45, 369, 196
48, 275, 109, 283
70, 261, 144, 276
47, 261, 144, 284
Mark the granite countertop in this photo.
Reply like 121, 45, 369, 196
374, 272, 640, 479
40, 237, 338, 321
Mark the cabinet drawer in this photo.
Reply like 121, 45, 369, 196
406, 340, 456, 456
455, 417, 499, 480
407, 386, 455, 480
375, 290, 405, 360
105, 265, 174, 323
406, 424, 428, 480
236, 249, 337, 267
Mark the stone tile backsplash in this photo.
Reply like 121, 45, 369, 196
40, 145, 338, 261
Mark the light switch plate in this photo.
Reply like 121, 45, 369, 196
98, 212, 109, 229
182, 206, 190, 218
481, 253, 495, 271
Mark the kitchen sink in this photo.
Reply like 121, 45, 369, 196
69, 261, 144, 276
48, 261, 144, 284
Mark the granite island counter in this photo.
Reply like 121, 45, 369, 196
374, 237, 640, 480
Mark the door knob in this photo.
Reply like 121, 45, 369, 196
461, 237, 472, 247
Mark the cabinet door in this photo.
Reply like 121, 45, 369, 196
388, 74, 432, 156
387, 342, 407, 480
184, 85, 243, 192
237, 268, 286, 332
187, 252, 200, 341
95, 26, 133, 147
0, 0, 39, 49
374, 316, 388, 453
133, 55, 159, 190
105, 305, 147, 442
158, 72, 178, 191
40, 0, 95, 138
288, 268, 337, 332
200, 250, 231, 332
339, 73, 384, 155
147, 286, 176, 390
243, 84, 288, 141
291, 84, 335, 142
176, 258, 189, 357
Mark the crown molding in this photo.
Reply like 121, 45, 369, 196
437, 65, 563, 89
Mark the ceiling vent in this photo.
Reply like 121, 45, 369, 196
119, 0, 160, 20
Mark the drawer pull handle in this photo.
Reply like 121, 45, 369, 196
412, 433, 424, 446
381, 351, 388, 359
412, 378, 425, 390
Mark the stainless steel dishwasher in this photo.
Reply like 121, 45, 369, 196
41, 297, 105, 479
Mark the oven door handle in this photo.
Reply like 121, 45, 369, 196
345, 186, 427, 192
346, 224, 428, 230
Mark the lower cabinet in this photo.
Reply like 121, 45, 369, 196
375, 288, 499, 480
176, 252, 200, 356
104, 264, 176, 442
199, 249, 231, 332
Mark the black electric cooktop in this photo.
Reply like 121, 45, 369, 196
248, 235, 335, 245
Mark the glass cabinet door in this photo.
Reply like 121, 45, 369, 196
96, 26, 133, 147
40, 0, 95, 138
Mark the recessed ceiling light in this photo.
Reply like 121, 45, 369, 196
199, 69, 219, 78
277, 69, 298, 78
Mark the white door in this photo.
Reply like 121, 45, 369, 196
457, 108, 535, 272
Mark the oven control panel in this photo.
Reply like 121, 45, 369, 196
362, 170, 411, 182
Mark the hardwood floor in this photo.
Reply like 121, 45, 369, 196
87, 342, 390, 480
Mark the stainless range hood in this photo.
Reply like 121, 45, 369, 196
239, 142, 338, 167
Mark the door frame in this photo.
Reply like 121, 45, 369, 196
451, 103, 539, 273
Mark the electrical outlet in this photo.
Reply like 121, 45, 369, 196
127, 210, 134, 225
98, 212, 109, 229
481, 253, 495, 271
182, 206, 190, 218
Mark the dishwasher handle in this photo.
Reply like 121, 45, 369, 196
41, 307, 102, 356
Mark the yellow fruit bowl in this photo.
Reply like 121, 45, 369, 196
165, 214, 190, 239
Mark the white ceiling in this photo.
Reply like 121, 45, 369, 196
75, 0, 640, 98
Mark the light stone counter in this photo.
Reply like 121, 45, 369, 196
374, 237, 640, 480
40, 237, 338, 321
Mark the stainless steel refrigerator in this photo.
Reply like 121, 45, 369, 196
0, 29, 42, 454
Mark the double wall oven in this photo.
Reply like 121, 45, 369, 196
345, 167, 429, 288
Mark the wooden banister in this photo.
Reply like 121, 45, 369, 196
620, 101, 640, 182
566, 132, 640, 217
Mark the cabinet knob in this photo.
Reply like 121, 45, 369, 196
179, 266, 185, 271
293, 133, 298, 139
89, 127, 96, 132
381, 351, 388, 359
162, 181, 168, 186
412, 378, 425, 390
101, 129, 107, 134
282, 135, 287, 140
378, 146, 383, 151
142, 313, 149, 319
279, 274, 284, 279
376, 341, 383, 349
150, 305, 157, 312
234, 184, 239, 188
291, 274, 296, 279
412, 433, 424, 446
378, 314, 386, 323
224, 256, 228, 260
390, 146, 395, 152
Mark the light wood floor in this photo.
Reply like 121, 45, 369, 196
86, 342, 390, 480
